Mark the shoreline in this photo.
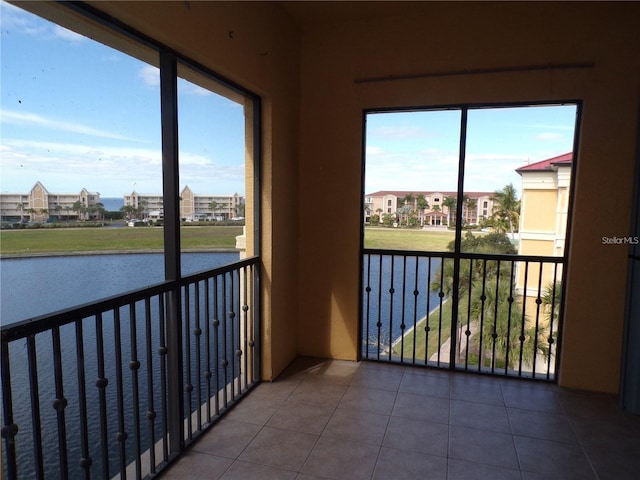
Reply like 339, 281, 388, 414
0, 248, 240, 260
390, 298, 450, 349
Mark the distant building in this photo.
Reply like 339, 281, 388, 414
123, 186, 244, 221
0, 181, 101, 223
364, 190, 494, 226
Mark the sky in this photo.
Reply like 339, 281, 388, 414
1, 2, 577, 201
0, 1, 246, 198
365, 105, 577, 196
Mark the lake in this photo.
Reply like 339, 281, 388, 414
0, 252, 240, 480
1, 252, 239, 325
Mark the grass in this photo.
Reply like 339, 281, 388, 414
364, 227, 454, 251
0, 226, 244, 254
391, 299, 454, 362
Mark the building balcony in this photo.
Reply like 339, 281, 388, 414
161, 356, 640, 480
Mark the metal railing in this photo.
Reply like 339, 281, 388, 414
362, 249, 564, 380
1, 257, 260, 480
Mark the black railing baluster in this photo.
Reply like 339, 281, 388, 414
464, 258, 474, 370
184, 285, 192, 441
477, 259, 488, 372
424, 257, 432, 364
388, 255, 395, 361
364, 254, 371, 359
533, 262, 545, 378
436, 258, 446, 366
213, 275, 220, 416
505, 261, 516, 376
51, 326, 69, 480
27, 335, 44, 479
158, 293, 169, 463
144, 297, 156, 475
74, 319, 91, 480
242, 266, 249, 392
376, 255, 383, 360
491, 260, 501, 373
95, 313, 110, 480
222, 274, 229, 408
411, 256, 419, 365
204, 278, 212, 422
230, 271, 236, 401
128, 303, 141, 479
519, 261, 530, 376
113, 308, 127, 479
194, 281, 202, 431
547, 264, 560, 378
1, 341, 18, 480
399, 256, 407, 362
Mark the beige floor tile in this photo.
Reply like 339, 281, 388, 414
238, 426, 318, 471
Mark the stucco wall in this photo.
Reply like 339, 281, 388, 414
29, 1, 640, 392
297, 2, 640, 393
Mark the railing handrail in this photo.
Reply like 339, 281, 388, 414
363, 247, 564, 264
1, 256, 259, 343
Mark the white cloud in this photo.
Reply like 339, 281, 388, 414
536, 132, 564, 141
366, 146, 384, 155
178, 80, 212, 97
139, 65, 160, 87
1, 110, 135, 141
1, 139, 245, 196
371, 125, 429, 141
53, 25, 85, 42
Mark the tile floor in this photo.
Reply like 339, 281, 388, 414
161, 357, 640, 479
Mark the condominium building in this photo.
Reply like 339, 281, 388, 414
124, 186, 244, 221
516, 152, 572, 298
364, 190, 494, 226
0, 181, 101, 223
517, 152, 572, 258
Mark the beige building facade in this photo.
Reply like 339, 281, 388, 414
0, 181, 101, 223
124, 186, 244, 222
364, 190, 494, 226
516, 153, 572, 297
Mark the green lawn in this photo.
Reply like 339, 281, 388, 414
364, 227, 454, 251
391, 299, 453, 362
0, 226, 244, 254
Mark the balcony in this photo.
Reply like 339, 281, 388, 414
1, 258, 260, 480
161, 356, 640, 479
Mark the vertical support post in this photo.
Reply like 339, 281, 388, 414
160, 51, 183, 454
450, 108, 468, 368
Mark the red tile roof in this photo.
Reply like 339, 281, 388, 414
365, 190, 492, 198
516, 152, 572, 173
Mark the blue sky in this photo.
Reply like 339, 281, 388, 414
1, 1, 245, 198
1, 2, 577, 201
365, 105, 577, 196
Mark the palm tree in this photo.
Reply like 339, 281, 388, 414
54, 205, 62, 221
26, 208, 37, 221
17, 203, 25, 223
466, 198, 477, 224
416, 194, 429, 225
491, 183, 520, 240
64, 205, 71, 222
209, 200, 220, 220
72, 200, 83, 221
40, 209, 49, 222
442, 196, 456, 226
